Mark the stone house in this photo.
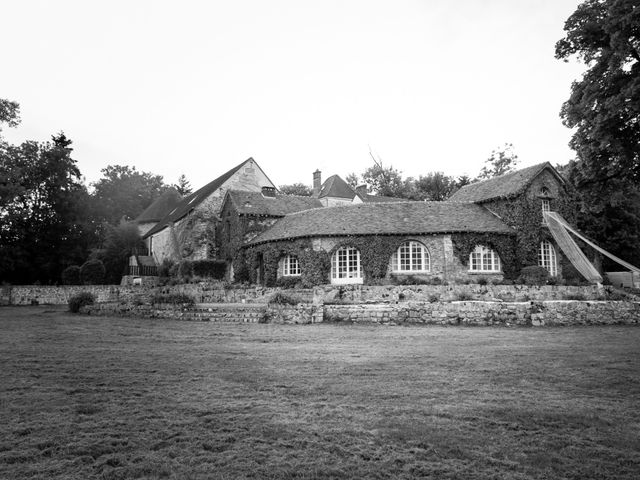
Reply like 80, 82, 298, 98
142, 158, 275, 264
233, 162, 586, 286
217, 188, 323, 280
449, 162, 572, 278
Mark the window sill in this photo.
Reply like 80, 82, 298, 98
392, 271, 430, 275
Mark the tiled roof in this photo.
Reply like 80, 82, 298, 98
135, 188, 182, 223
318, 175, 356, 199
357, 192, 406, 203
227, 190, 323, 216
449, 162, 563, 203
247, 201, 513, 245
144, 158, 256, 238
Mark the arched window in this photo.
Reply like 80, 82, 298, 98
538, 241, 557, 276
391, 241, 430, 272
469, 245, 501, 272
331, 247, 363, 284
280, 255, 301, 277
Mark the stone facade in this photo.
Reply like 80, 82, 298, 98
147, 158, 275, 264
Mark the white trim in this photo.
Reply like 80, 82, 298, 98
538, 241, 557, 276
468, 245, 501, 273
331, 247, 363, 284
282, 255, 301, 277
391, 241, 430, 273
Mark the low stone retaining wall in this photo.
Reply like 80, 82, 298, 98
2, 283, 613, 306
324, 300, 640, 326
80, 302, 324, 324
78, 299, 640, 326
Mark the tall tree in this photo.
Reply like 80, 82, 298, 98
556, 1, 640, 268
174, 173, 193, 196
0, 133, 92, 283
556, 0, 640, 183
477, 143, 519, 180
279, 183, 312, 196
91, 165, 168, 225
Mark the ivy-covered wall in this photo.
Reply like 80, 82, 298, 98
239, 233, 514, 287
479, 169, 576, 276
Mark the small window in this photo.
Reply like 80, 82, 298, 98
541, 198, 551, 224
282, 255, 301, 277
391, 241, 430, 272
540, 187, 550, 196
469, 245, 501, 273
331, 247, 363, 284
539, 241, 557, 276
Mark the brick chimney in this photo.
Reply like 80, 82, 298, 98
313, 170, 322, 196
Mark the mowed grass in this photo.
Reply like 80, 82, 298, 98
1, 307, 639, 479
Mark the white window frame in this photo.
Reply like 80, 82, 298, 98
468, 245, 501, 273
391, 241, 430, 273
541, 199, 550, 224
282, 255, 301, 277
331, 247, 363, 284
538, 241, 557, 276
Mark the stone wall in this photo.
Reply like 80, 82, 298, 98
77, 298, 640, 326
80, 302, 323, 324
323, 300, 640, 326
1, 282, 613, 306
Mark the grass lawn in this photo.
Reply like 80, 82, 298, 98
1, 306, 639, 479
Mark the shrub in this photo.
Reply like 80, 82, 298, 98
68, 292, 96, 313
429, 277, 443, 285
476, 276, 488, 286
276, 276, 302, 289
157, 259, 175, 278
517, 266, 549, 286
151, 293, 195, 305
455, 291, 473, 301
428, 293, 440, 303
268, 292, 301, 305
192, 260, 226, 279
80, 260, 106, 285
178, 261, 194, 280
61, 265, 81, 285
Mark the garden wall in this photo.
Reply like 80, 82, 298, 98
78, 299, 640, 326
2, 282, 608, 306
323, 300, 640, 326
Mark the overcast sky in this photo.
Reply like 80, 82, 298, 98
2, 0, 585, 190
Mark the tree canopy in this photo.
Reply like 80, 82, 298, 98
91, 165, 169, 225
279, 183, 312, 196
0, 133, 93, 283
556, 0, 640, 268
555, 0, 640, 183
476, 143, 519, 180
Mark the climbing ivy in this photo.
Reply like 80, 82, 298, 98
240, 239, 331, 287
239, 235, 432, 286
479, 193, 575, 273
451, 233, 519, 279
